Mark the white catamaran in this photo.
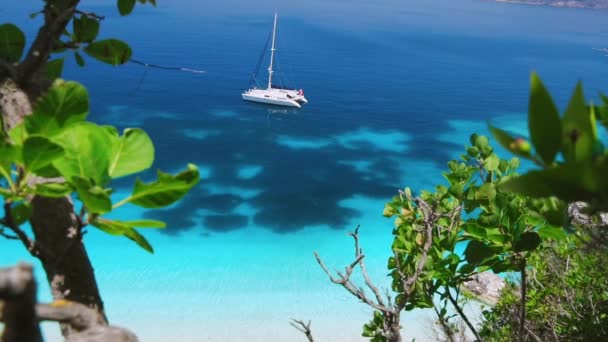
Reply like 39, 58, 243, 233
242, 13, 308, 108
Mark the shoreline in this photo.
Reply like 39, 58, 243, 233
494, 0, 608, 9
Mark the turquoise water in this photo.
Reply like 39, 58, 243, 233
2, 1, 608, 341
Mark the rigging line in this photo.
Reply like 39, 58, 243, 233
130, 58, 206, 74
250, 29, 273, 87
129, 68, 149, 97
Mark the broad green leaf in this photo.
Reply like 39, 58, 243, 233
10, 202, 32, 225
562, 82, 596, 163
462, 222, 487, 239
464, 240, 494, 265
73, 15, 99, 42
91, 218, 154, 253
27, 80, 89, 136
71, 176, 111, 214
528, 73, 562, 165
26, 182, 72, 198
514, 231, 541, 252
108, 128, 154, 178
120, 164, 200, 208
23, 136, 64, 172
122, 219, 166, 228
0, 24, 26, 62
46, 58, 64, 80
483, 153, 500, 171
475, 183, 496, 202
118, 0, 137, 16
0, 143, 19, 175
488, 125, 532, 159
84, 39, 132, 65
52, 123, 113, 185
537, 226, 567, 241
8, 123, 28, 146
500, 162, 602, 202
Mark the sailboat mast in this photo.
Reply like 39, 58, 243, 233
267, 13, 277, 90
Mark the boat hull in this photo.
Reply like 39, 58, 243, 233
242, 88, 306, 108
242, 94, 301, 108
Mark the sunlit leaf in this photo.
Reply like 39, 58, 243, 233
528, 72, 562, 166
108, 128, 154, 178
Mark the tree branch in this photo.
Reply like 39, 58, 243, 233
290, 319, 314, 342
0, 263, 137, 342
446, 289, 482, 341
2, 201, 39, 257
314, 227, 394, 314
17, 1, 80, 85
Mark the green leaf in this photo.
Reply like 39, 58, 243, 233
528, 72, 562, 165
475, 183, 496, 202
120, 164, 200, 208
462, 222, 487, 239
71, 176, 111, 214
23, 136, 64, 172
562, 82, 596, 163
8, 123, 28, 146
26, 182, 72, 198
122, 219, 166, 228
27, 80, 89, 136
52, 123, 113, 185
0, 24, 26, 63
499, 162, 603, 202
84, 39, 132, 65
91, 218, 154, 253
118, 0, 137, 16
464, 240, 494, 265
537, 226, 567, 241
488, 125, 532, 159
108, 128, 154, 178
483, 153, 500, 171
514, 231, 541, 252
0, 143, 19, 176
10, 202, 32, 225
74, 51, 85, 67
73, 15, 99, 42
46, 58, 64, 80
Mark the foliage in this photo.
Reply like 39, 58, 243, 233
480, 232, 608, 341
0, 0, 199, 254
490, 72, 608, 216
378, 134, 561, 339
0, 79, 199, 252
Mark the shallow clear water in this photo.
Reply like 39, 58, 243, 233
2, 1, 608, 341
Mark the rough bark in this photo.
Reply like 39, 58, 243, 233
0, 263, 42, 342
0, 263, 136, 342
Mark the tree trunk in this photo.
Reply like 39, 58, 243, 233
1, 78, 107, 336
387, 312, 402, 342
0, 263, 42, 342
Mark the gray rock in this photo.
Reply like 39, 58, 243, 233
463, 271, 505, 305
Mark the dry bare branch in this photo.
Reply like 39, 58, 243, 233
289, 319, 314, 342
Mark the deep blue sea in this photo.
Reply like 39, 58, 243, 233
2, 1, 608, 341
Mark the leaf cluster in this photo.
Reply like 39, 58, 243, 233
490, 73, 608, 214
0, 79, 199, 252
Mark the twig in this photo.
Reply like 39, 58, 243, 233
349, 226, 387, 307
446, 289, 482, 341
17, 2, 80, 84
2, 201, 39, 257
432, 301, 456, 342
290, 319, 314, 342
